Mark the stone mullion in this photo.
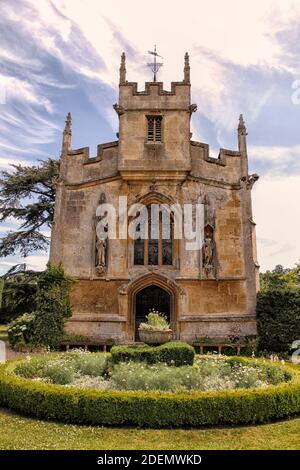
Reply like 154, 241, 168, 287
158, 214, 163, 266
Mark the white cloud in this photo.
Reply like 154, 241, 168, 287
23, 254, 49, 271
249, 144, 300, 176
253, 175, 300, 271
1, 0, 300, 273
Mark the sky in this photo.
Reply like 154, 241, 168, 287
0, 0, 300, 274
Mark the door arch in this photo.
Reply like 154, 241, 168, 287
135, 285, 171, 341
118, 272, 187, 341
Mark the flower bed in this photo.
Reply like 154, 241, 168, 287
0, 353, 299, 427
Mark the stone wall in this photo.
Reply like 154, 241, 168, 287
50, 57, 258, 343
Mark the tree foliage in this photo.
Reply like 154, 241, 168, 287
258, 263, 300, 353
257, 288, 300, 353
259, 264, 300, 291
0, 158, 59, 257
0, 272, 39, 324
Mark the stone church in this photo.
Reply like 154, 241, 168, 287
49, 52, 259, 343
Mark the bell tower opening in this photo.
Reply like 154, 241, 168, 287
135, 285, 170, 341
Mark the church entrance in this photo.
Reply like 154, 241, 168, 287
135, 285, 171, 341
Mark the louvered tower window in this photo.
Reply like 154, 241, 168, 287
147, 116, 162, 142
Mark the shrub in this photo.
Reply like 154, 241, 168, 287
7, 313, 35, 348
61, 333, 89, 344
158, 342, 195, 366
257, 288, 300, 353
110, 360, 277, 392
0, 278, 4, 309
111, 342, 195, 366
14, 356, 74, 384
15, 352, 110, 384
40, 360, 75, 385
0, 358, 299, 427
139, 309, 170, 331
14, 354, 289, 393
15, 351, 109, 385
111, 362, 191, 391
70, 353, 110, 377
14, 356, 48, 379
33, 265, 73, 349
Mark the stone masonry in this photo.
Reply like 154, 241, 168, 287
49, 52, 259, 343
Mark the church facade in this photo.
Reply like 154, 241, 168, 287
49, 52, 259, 344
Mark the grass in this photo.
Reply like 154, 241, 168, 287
0, 324, 8, 342
0, 408, 299, 450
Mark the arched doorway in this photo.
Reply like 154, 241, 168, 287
135, 285, 170, 341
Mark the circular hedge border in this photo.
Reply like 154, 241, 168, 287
0, 357, 300, 427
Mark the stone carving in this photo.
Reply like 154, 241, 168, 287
113, 103, 125, 116
95, 193, 108, 275
189, 103, 197, 114
149, 180, 157, 191
238, 114, 247, 136
119, 52, 126, 85
203, 237, 214, 268
184, 52, 190, 83
241, 173, 259, 190
96, 237, 107, 274
202, 224, 215, 277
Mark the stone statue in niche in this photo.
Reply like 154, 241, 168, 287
95, 192, 108, 275
203, 237, 213, 268
96, 237, 107, 273
202, 224, 215, 277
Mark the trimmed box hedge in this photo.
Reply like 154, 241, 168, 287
111, 342, 195, 366
0, 356, 300, 427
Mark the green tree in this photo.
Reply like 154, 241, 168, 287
0, 158, 59, 257
282, 264, 300, 287
0, 271, 39, 324
259, 264, 299, 291
258, 263, 300, 353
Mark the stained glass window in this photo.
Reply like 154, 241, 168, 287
133, 206, 173, 266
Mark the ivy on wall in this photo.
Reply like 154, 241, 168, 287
33, 265, 73, 349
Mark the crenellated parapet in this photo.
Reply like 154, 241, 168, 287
61, 141, 119, 185
190, 141, 243, 187
118, 81, 191, 111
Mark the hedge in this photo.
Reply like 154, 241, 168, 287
111, 342, 195, 366
257, 288, 300, 353
0, 357, 300, 427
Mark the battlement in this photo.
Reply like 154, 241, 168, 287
119, 81, 190, 110
121, 80, 190, 96
62, 141, 119, 185
190, 140, 244, 185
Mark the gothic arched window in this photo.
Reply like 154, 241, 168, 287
134, 206, 173, 266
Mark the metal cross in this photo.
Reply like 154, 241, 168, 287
147, 45, 163, 82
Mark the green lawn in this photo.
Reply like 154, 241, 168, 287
0, 324, 8, 342
0, 408, 299, 450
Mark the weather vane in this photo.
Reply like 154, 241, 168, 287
147, 45, 163, 82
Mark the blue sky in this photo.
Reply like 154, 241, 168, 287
0, 0, 300, 274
